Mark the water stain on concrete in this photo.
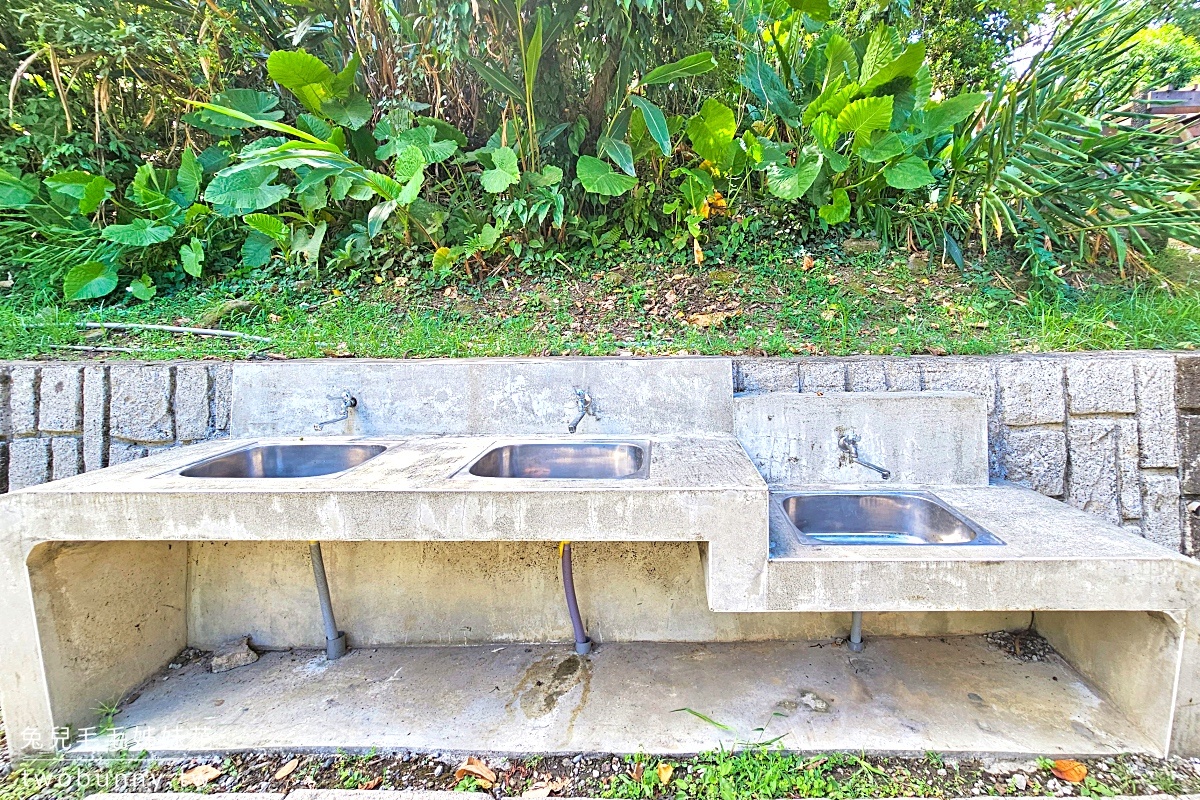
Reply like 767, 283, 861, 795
510, 653, 592, 719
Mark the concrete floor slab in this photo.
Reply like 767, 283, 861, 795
75, 638, 1155, 757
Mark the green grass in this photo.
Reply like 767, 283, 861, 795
2, 234, 1197, 360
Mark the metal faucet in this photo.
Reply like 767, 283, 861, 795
838, 431, 892, 480
314, 391, 357, 431
568, 389, 596, 434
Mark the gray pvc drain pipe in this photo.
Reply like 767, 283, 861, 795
848, 611, 864, 652
309, 541, 347, 660
560, 542, 593, 655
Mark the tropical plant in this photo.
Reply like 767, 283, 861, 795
956, 0, 1200, 282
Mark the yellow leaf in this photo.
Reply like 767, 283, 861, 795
1052, 760, 1087, 783
656, 763, 675, 784
455, 756, 497, 787
693, 238, 705, 265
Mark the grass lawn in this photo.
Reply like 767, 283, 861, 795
2, 229, 1198, 361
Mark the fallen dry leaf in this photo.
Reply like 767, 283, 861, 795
1052, 759, 1087, 783
180, 764, 222, 788
632, 762, 645, 782
522, 778, 567, 797
273, 758, 299, 781
359, 776, 383, 790
687, 310, 736, 328
802, 254, 815, 271
455, 756, 497, 788
657, 763, 675, 784
693, 237, 705, 265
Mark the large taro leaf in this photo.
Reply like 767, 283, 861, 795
577, 155, 637, 197
267, 50, 335, 113
687, 99, 737, 167
836, 96, 894, 148
63, 261, 118, 301
204, 165, 291, 214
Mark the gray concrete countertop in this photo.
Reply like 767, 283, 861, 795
765, 483, 1198, 613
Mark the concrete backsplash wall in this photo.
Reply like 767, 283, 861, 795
0, 353, 1196, 553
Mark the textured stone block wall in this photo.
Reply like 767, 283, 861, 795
735, 352, 1188, 552
0, 363, 231, 491
1180, 355, 1200, 555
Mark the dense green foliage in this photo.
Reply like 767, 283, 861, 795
1, 0, 1198, 308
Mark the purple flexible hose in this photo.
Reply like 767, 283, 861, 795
561, 543, 593, 654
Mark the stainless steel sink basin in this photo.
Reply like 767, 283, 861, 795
773, 491, 1004, 545
465, 440, 651, 479
179, 443, 387, 478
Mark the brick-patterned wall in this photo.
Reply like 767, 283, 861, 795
1181, 355, 1200, 555
0, 362, 231, 490
735, 352, 1187, 552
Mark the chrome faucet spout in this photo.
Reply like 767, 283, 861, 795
315, 391, 357, 432
838, 432, 892, 480
568, 389, 595, 434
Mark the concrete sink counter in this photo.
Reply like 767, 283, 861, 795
1, 358, 1198, 761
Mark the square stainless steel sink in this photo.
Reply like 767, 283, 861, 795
179, 443, 387, 478
464, 440, 651, 479
773, 490, 1004, 546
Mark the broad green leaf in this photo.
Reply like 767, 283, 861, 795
861, 42, 926, 93
836, 96, 894, 147
177, 149, 204, 204
526, 165, 564, 187
823, 34, 859, 86
859, 25, 899, 87
687, 99, 737, 166
417, 117, 468, 147
1108, 228, 1128, 267
481, 146, 520, 193
46, 171, 100, 201
396, 170, 423, 205
785, 0, 831, 21
79, 175, 115, 214
811, 112, 839, 151
433, 246, 455, 272
856, 132, 905, 162
465, 56, 523, 102
598, 135, 636, 176
128, 275, 157, 301
0, 168, 37, 208
322, 92, 372, 130
244, 213, 289, 243
738, 52, 801, 126
267, 50, 335, 113
819, 187, 850, 224
101, 218, 175, 246
919, 92, 986, 135
330, 53, 361, 95
241, 231, 276, 267
180, 237, 204, 277
377, 125, 457, 164
392, 145, 426, 182
641, 52, 717, 86
204, 166, 291, 214
883, 155, 935, 189
297, 113, 334, 141
766, 151, 822, 200
630, 96, 672, 157
63, 261, 118, 301
202, 89, 283, 128
576, 155, 637, 197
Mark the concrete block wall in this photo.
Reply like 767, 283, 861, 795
735, 352, 1190, 553
0, 362, 232, 491
1181, 355, 1200, 556
0, 353, 1193, 554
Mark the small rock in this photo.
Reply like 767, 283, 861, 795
433, 765, 444, 778
798, 690, 830, 712
211, 636, 259, 673
842, 238, 881, 255
1012, 773, 1028, 790
937, 768, 947, 776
